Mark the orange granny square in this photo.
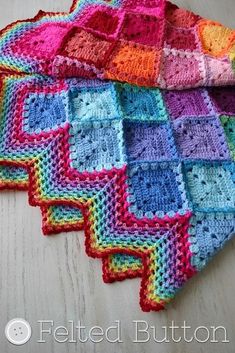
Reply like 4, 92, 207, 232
105, 41, 161, 86
198, 20, 235, 57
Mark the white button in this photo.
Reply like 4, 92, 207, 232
5, 318, 32, 345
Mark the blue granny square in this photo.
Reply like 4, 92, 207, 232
69, 120, 125, 172
69, 85, 120, 122
128, 162, 188, 218
118, 84, 168, 121
124, 121, 178, 162
184, 162, 235, 211
23, 92, 68, 133
189, 213, 235, 270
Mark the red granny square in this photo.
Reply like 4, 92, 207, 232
165, 23, 199, 51
58, 27, 115, 69
83, 8, 123, 37
120, 12, 165, 47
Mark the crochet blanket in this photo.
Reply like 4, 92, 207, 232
0, 0, 235, 311
0, 0, 235, 87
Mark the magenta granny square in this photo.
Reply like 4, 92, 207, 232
164, 89, 214, 119
123, 0, 165, 17
208, 87, 235, 116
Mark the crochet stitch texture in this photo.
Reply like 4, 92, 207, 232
0, 0, 235, 311
0, 0, 235, 87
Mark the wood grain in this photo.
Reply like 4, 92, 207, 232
0, 1, 235, 352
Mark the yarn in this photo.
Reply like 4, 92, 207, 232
0, 0, 234, 88
0, 73, 235, 311
0, 0, 235, 312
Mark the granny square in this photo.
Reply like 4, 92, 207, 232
124, 121, 178, 162
128, 162, 187, 218
58, 27, 115, 69
83, 7, 124, 38
118, 84, 167, 121
189, 213, 235, 270
69, 120, 125, 172
205, 56, 235, 86
69, 85, 120, 122
123, 0, 166, 17
161, 49, 205, 88
120, 13, 165, 47
208, 87, 235, 115
166, 2, 200, 28
220, 116, 235, 159
185, 162, 235, 211
165, 23, 199, 51
173, 117, 231, 160
1, 0, 235, 312
10, 23, 70, 59
105, 41, 161, 86
164, 89, 213, 119
23, 92, 68, 133
198, 21, 234, 57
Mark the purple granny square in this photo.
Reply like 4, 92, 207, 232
164, 89, 213, 120
208, 87, 235, 116
173, 117, 231, 160
124, 121, 178, 162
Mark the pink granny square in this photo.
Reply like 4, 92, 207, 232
206, 56, 235, 86
10, 23, 70, 58
161, 50, 205, 88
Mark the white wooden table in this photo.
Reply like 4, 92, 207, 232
0, 1, 235, 352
